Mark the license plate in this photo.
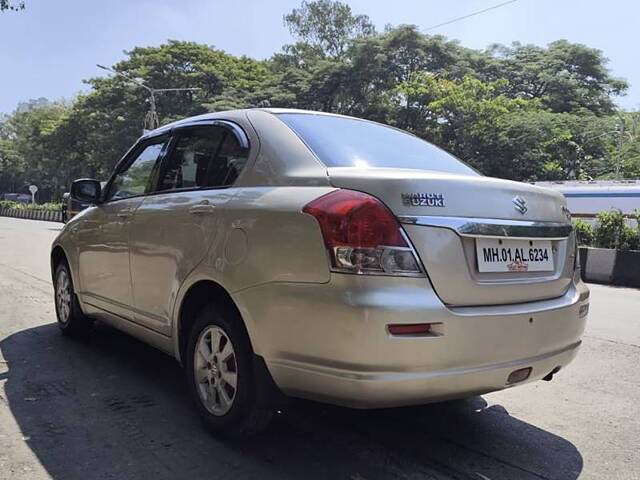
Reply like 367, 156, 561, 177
476, 238, 554, 273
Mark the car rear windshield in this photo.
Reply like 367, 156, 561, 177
278, 113, 478, 175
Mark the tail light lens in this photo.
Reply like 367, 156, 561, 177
303, 189, 424, 276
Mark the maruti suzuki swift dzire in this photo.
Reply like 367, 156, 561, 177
51, 109, 589, 437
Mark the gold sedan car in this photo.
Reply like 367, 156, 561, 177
51, 109, 589, 437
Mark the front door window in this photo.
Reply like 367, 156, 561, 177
155, 126, 249, 192
107, 137, 169, 201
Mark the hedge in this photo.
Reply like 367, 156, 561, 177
0, 200, 63, 212
574, 210, 640, 251
0, 201, 64, 222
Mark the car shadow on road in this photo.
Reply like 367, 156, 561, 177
0, 322, 583, 480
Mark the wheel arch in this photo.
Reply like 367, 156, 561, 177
51, 243, 89, 318
50, 244, 70, 281
174, 279, 253, 365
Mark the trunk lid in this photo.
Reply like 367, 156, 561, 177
327, 167, 568, 221
327, 167, 575, 306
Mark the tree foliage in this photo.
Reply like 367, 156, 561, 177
0, 0, 24, 11
1, 0, 637, 201
284, 0, 375, 58
482, 41, 627, 115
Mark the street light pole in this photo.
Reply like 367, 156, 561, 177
147, 89, 158, 132
615, 115, 625, 181
96, 64, 201, 133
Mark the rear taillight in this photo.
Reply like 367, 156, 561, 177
303, 189, 424, 276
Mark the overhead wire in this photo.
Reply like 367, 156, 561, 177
425, 0, 519, 32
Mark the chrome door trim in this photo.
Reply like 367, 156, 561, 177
397, 215, 573, 239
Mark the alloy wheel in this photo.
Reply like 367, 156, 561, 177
56, 269, 72, 325
194, 325, 238, 416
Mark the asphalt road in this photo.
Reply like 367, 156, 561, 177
0, 216, 638, 480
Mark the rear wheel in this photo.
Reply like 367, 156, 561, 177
185, 304, 274, 437
194, 325, 238, 416
54, 262, 91, 336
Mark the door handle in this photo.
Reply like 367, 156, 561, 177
116, 208, 133, 218
189, 203, 216, 215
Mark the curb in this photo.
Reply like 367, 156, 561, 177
579, 247, 640, 288
0, 208, 64, 223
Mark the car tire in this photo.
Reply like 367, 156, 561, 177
185, 303, 274, 438
53, 262, 92, 336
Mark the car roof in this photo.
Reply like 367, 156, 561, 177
141, 108, 354, 140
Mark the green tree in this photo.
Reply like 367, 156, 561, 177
2, 0, 637, 200
612, 113, 640, 178
490, 111, 614, 181
541, 132, 583, 179
334, 26, 470, 121
94, 40, 270, 121
0, 0, 24, 11
395, 74, 538, 175
74, 41, 271, 176
618, 155, 640, 178
0, 138, 24, 193
5, 103, 72, 199
284, 0, 375, 58
483, 41, 627, 115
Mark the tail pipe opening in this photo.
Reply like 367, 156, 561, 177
543, 366, 562, 382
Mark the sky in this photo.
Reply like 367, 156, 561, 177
1, 0, 639, 115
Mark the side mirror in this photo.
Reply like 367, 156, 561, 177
70, 179, 101, 204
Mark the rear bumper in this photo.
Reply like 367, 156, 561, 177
268, 341, 581, 408
235, 275, 589, 408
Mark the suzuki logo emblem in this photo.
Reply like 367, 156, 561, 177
512, 196, 528, 215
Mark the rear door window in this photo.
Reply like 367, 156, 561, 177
211, 130, 250, 186
156, 126, 249, 191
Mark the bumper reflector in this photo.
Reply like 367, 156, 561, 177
388, 323, 432, 336
507, 367, 532, 384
